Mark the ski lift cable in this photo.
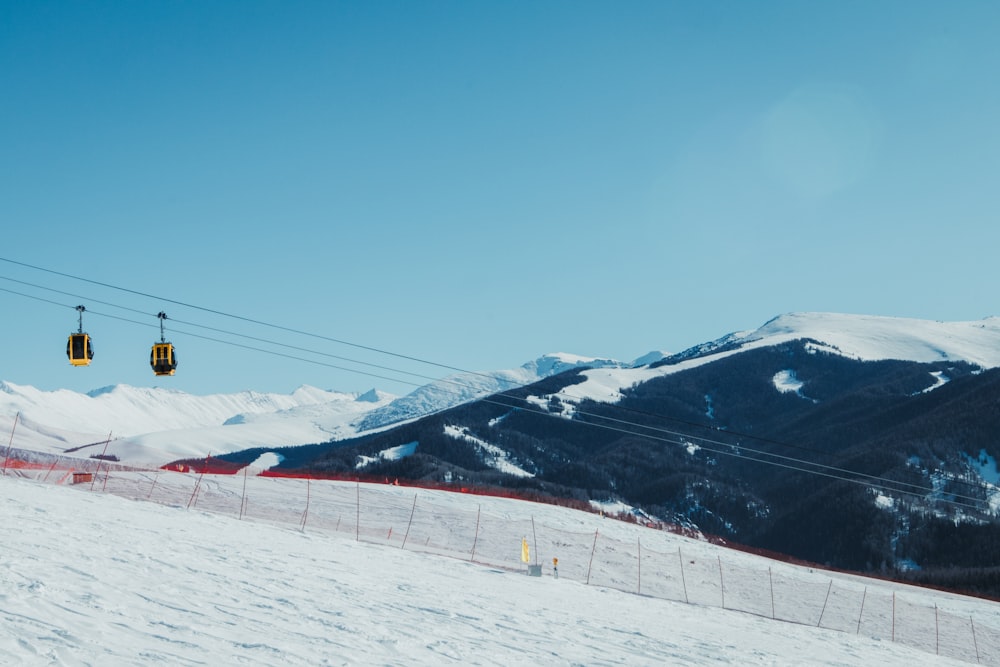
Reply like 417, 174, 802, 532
480, 396, 990, 513
0, 256, 502, 382
1, 270, 993, 510
0, 264, 907, 472
0, 275, 451, 385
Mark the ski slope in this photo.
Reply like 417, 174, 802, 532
3, 472, 999, 665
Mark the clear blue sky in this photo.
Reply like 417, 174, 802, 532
1, 1, 998, 397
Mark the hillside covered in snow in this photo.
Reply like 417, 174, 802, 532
0, 353, 625, 466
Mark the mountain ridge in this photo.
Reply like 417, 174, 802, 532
3, 312, 998, 467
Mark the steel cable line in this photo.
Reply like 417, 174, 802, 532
478, 395, 991, 513
0, 282, 524, 398
0, 256, 507, 382
1, 270, 994, 511
6, 267, 844, 468
0, 274, 461, 386
88, 307, 435, 390
561, 404, 991, 505
0, 267, 871, 468
0, 286, 429, 387
558, 381, 845, 461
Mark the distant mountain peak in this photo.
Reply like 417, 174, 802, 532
631, 350, 671, 367
521, 352, 624, 377
355, 388, 384, 403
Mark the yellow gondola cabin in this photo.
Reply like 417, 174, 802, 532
67, 332, 94, 366
150, 311, 177, 376
150, 342, 177, 376
67, 305, 94, 366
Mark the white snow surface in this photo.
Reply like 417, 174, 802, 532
444, 424, 534, 478
0, 381, 397, 466
562, 312, 1000, 405
773, 369, 806, 394
2, 473, 998, 666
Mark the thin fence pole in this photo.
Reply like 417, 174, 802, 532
637, 537, 641, 595
300, 478, 311, 531
718, 556, 725, 609
678, 549, 689, 604
769, 568, 775, 619
187, 468, 205, 509
817, 580, 833, 627
42, 458, 59, 482
935, 604, 939, 655
531, 516, 538, 565
90, 432, 112, 491
401, 493, 417, 549
239, 467, 248, 519
2, 411, 19, 476
148, 471, 160, 500
586, 530, 599, 585
971, 615, 981, 664
471, 505, 481, 561
857, 587, 867, 634
892, 591, 896, 642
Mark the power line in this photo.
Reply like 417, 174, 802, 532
0, 256, 483, 379
480, 395, 993, 512
0, 279, 533, 403
1, 259, 994, 514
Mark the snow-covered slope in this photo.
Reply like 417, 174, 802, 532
2, 474, 994, 666
354, 352, 624, 431
563, 313, 1000, 404
0, 382, 396, 466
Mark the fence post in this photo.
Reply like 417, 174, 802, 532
187, 467, 205, 509
935, 604, 939, 655
300, 477, 311, 531
149, 471, 161, 501
90, 432, 112, 492
239, 467, 248, 519
678, 548, 689, 604
971, 615, 980, 664
857, 587, 867, 635
531, 517, 539, 565
718, 556, 725, 609
401, 493, 417, 549
769, 567, 775, 619
2, 411, 19, 476
637, 537, 641, 595
817, 580, 833, 627
471, 505, 481, 561
586, 530, 599, 585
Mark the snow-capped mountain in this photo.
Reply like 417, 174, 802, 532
293, 312, 1000, 585
354, 352, 625, 432
561, 312, 1000, 405
0, 353, 625, 466
5, 313, 999, 469
0, 381, 396, 465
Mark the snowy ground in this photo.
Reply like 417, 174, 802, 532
3, 471, 1000, 666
